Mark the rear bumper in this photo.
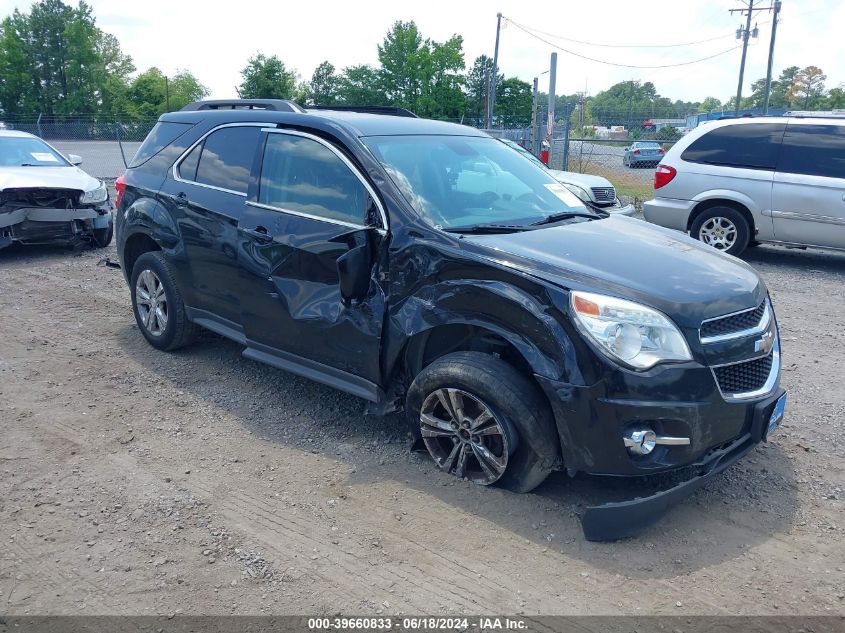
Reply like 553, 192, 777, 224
642, 197, 695, 231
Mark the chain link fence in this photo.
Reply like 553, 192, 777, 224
2, 118, 157, 180
3, 115, 673, 204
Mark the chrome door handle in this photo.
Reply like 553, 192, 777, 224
241, 226, 274, 244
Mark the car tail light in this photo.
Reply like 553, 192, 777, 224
658, 148, 665, 154
633, 149, 641, 155
115, 175, 127, 209
654, 164, 677, 189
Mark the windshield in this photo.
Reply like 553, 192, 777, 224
364, 135, 589, 229
633, 142, 660, 149
0, 136, 68, 167
499, 138, 548, 170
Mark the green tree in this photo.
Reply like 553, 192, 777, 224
336, 65, 386, 105
416, 35, 465, 120
0, 15, 38, 116
465, 54, 501, 126
824, 86, 845, 109
0, 0, 137, 118
124, 67, 207, 119
700, 96, 722, 113
377, 21, 424, 110
588, 80, 676, 127
495, 77, 532, 127
788, 65, 826, 109
305, 61, 339, 105
238, 53, 297, 100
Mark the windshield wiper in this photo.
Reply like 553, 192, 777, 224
531, 211, 599, 226
442, 223, 533, 234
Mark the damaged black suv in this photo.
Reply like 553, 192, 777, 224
116, 100, 786, 540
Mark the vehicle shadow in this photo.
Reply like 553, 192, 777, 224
744, 244, 845, 273
115, 323, 799, 581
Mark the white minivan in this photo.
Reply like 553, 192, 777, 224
643, 116, 845, 255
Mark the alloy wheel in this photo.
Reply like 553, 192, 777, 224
419, 388, 512, 485
698, 216, 738, 251
135, 269, 168, 337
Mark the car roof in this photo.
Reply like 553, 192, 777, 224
698, 115, 845, 130
160, 108, 488, 138
0, 130, 37, 138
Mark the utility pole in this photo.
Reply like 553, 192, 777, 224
165, 75, 170, 112
547, 52, 557, 164
483, 68, 491, 129
488, 12, 503, 128
764, 0, 782, 114
531, 77, 539, 154
730, 0, 765, 115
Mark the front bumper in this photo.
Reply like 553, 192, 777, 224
579, 387, 784, 541
0, 204, 112, 248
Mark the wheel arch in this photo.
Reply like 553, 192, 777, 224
121, 231, 162, 282
687, 195, 755, 235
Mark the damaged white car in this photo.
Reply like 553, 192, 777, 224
0, 130, 113, 250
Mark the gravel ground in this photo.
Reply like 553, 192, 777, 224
0, 240, 843, 616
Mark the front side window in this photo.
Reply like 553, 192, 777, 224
681, 123, 786, 170
191, 126, 262, 194
0, 136, 68, 167
258, 133, 375, 226
364, 135, 587, 229
777, 124, 845, 179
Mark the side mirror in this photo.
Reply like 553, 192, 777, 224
68, 154, 82, 166
337, 245, 371, 305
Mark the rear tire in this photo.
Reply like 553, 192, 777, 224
690, 206, 750, 256
406, 351, 559, 493
130, 251, 197, 351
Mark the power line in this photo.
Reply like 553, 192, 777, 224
504, 19, 737, 49
506, 18, 742, 69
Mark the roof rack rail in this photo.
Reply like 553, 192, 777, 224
309, 105, 419, 118
180, 99, 305, 113
785, 110, 845, 118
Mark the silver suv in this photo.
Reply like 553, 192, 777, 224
643, 116, 845, 255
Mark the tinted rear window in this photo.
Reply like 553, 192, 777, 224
194, 126, 262, 194
130, 122, 193, 168
681, 123, 785, 170
778, 124, 845, 179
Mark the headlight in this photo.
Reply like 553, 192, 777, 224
80, 182, 108, 205
570, 291, 692, 370
562, 183, 591, 204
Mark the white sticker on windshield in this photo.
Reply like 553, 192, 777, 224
31, 152, 59, 162
544, 182, 581, 205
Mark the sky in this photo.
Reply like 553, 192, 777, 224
2, 0, 844, 104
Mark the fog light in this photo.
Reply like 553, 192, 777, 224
623, 427, 657, 455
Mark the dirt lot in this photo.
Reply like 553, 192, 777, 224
0, 241, 843, 616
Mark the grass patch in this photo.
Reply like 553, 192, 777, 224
569, 163, 655, 202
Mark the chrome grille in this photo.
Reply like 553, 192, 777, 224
700, 301, 767, 342
713, 353, 774, 396
590, 187, 616, 203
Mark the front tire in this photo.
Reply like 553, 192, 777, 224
690, 206, 750, 256
406, 351, 559, 493
91, 221, 114, 248
130, 251, 197, 351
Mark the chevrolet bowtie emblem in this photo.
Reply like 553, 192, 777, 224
755, 330, 775, 354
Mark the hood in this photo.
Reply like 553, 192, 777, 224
547, 169, 613, 191
464, 215, 765, 328
0, 166, 100, 193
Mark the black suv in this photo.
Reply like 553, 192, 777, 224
116, 100, 786, 540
